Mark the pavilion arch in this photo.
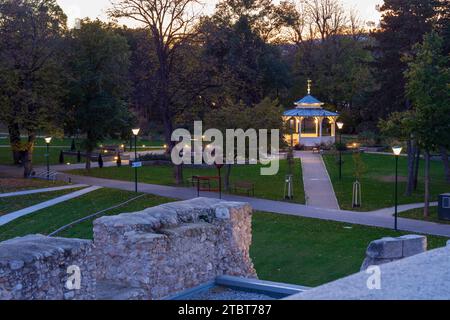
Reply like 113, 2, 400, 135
302, 117, 316, 135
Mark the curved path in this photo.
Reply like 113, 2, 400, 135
0, 165, 448, 237
57, 173, 450, 237
0, 186, 102, 226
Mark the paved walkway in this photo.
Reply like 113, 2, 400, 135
296, 151, 340, 210
0, 186, 102, 226
1, 164, 449, 237
58, 173, 450, 237
0, 184, 88, 198
371, 202, 438, 217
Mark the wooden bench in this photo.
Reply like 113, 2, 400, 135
233, 181, 255, 196
186, 176, 211, 189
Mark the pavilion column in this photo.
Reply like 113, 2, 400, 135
318, 118, 322, 139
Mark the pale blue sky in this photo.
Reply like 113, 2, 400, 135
57, 0, 383, 28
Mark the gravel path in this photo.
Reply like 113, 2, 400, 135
185, 286, 275, 300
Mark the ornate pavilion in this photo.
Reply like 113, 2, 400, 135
283, 81, 339, 147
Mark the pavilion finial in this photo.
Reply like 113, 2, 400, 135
307, 79, 312, 95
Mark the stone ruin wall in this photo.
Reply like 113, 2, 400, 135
93, 197, 257, 299
0, 198, 256, 300
0, 235, 96, 300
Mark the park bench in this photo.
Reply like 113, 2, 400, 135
187, 176, 211, 189
233, 180, 255, 197
192, 176, 221, 198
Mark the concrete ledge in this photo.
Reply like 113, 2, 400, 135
216, 275, 310, 296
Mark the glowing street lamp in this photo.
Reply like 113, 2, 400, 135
132, 128, 140, 193
45, 137, 52, 180
336, 122, 344, 180
392, 146, 403, 231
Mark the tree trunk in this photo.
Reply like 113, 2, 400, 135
414, 147, 421, 191
224, 164, 232, 191
423, 150, 430, 218
22, 134, 36, 178
85, 151, 92, 170
8, 123, 22, 165
173, 164, 183, 185
405, 139, 415, 196
440, 146, 450, 183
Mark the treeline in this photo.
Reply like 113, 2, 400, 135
0, 0, 449, 184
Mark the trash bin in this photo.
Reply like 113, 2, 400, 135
438, 193, 450, 221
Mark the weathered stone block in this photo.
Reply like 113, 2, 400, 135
366, 237, 403, 259
361, 234, 428, 271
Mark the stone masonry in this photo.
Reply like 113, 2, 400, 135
360, 234, 427, 271
93, 197, 257, 299
0, 235, 95, 300
0, 198, 256, 300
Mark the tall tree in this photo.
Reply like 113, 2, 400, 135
405, 31, 450, 216
109, 0, 202, 184
370, 0, 437, 196
305, 0, 348, 42
370, 0, 437, 120
0, 0, 67, 176
67, 20, 133, 169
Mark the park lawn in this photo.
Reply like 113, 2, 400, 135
0, 188, 84, 216
0, 177, 67, 193
0, 146, 79, 166
0, 145, 164, 166
0, 136, 165, 147
68, 159, 306, 204
251, 211, 448, 287
323, 153, 449, 211
399, 207, 450, 225
0, 187, 447, 287
0, 188, 173, 242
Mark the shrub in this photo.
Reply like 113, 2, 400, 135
335, 142, 347, 151
358, 131, 382, 147
138, 153, 171, 161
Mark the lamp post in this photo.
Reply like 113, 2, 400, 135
336, 122, 344, 180
44, 137, 52, 180
392, 146, 402, 231
132, 128, 140, 192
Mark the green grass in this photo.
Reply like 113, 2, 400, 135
68, 159, 306, 204
0, 188, 446, 287
0, 136, 164, 147
0, 178, 67, 193
251, 211, 448, 286
399, 206, 450, 225
0, 188, 83, 216
0, 146, 79, 166
0, 136, 164, 165
323, 153, 449, 211
0, 188, 173, 242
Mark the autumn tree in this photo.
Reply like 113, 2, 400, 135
66, 20, 134, 170
109, 0, 205, 184
405, 31, 450, 216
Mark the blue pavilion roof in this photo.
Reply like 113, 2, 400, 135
283, 108, 339, 117
295, 94, 323, 105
